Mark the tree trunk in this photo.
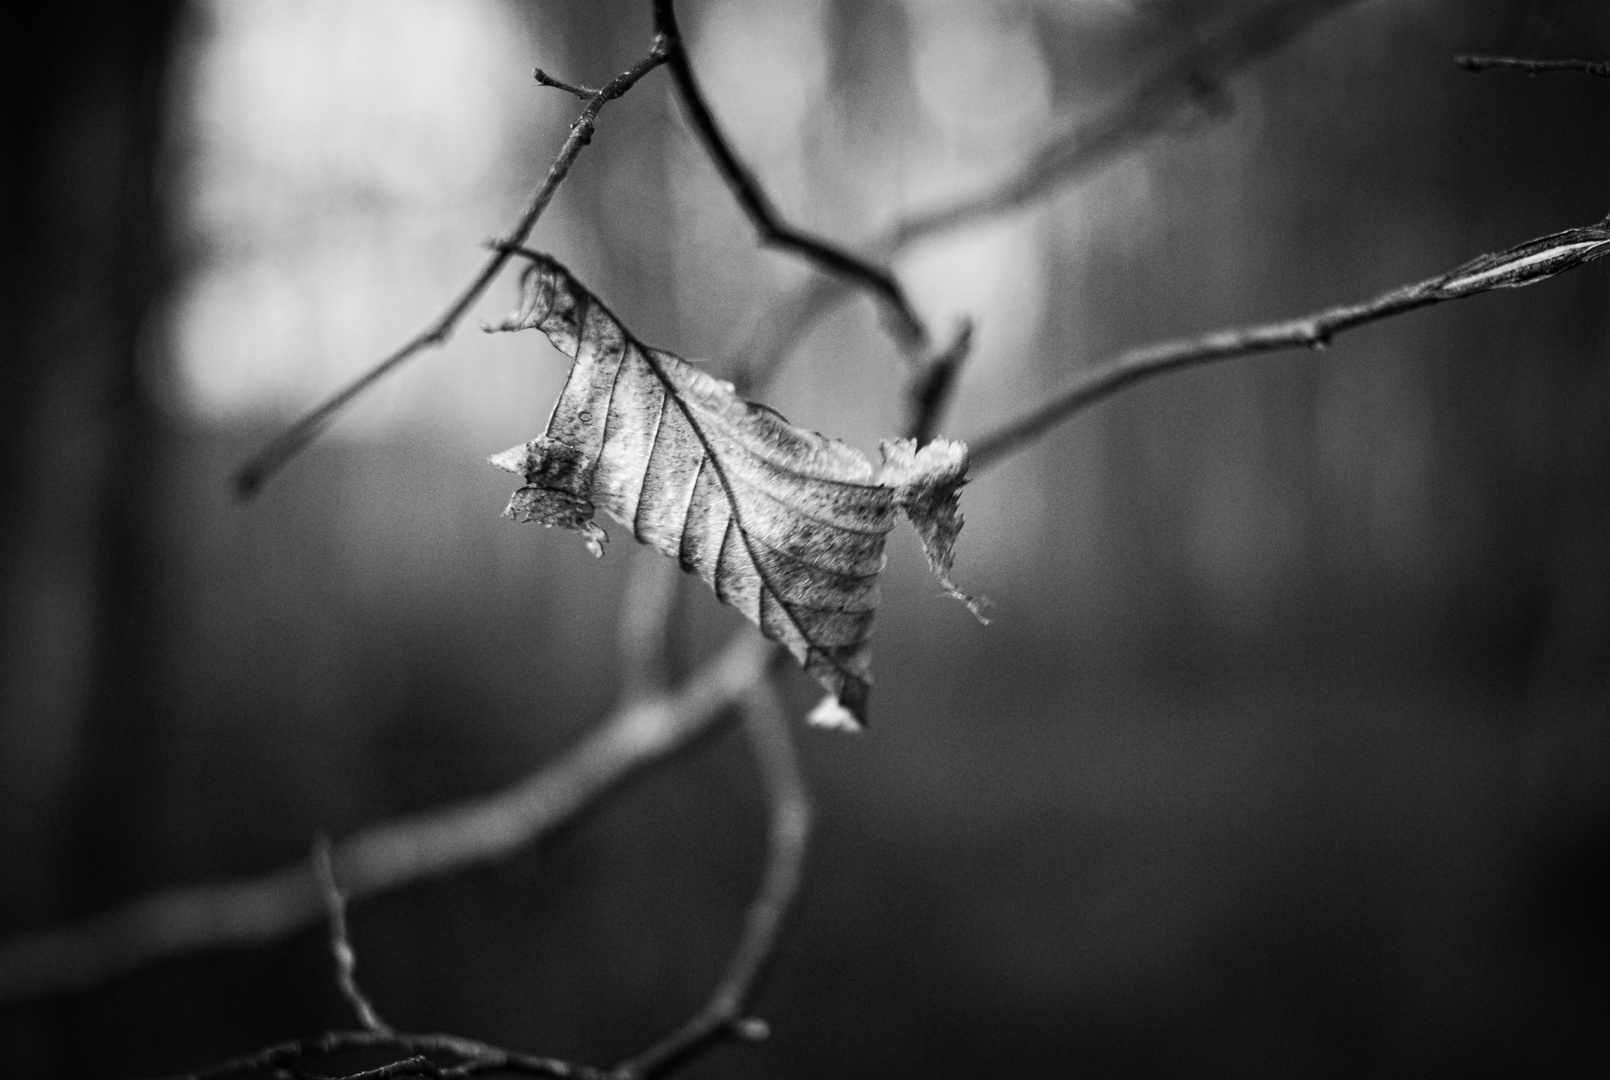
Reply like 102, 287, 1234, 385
0, 1, 181, 1072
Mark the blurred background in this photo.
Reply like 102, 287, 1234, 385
3, 0, 1609, 1075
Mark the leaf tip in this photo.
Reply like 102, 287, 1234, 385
879, 437, 986, 622
807, 694, 864, 733
488, 443, 529, 475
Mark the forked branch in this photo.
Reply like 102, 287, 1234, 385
649, 0, 927, 351
734, 0, 1366, 390
153, 658, 806, 1080
970, 215, 1610, 468
0, 635, 775, 1004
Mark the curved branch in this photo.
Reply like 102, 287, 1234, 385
650, 0, 927, 351
232, 35, 672, 498
613, 677, 812, 1080
969, 216, 1610, 469
0, 634, 775, 1005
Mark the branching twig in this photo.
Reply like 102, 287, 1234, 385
969, 215, 1610, 470
154, 1029, 604, 1080
140, 659, 804, 1080
0, 634, 774, 1004
533, 68, 603, 100
732, 0, 1364, 393
313, 834, 391, 1036
232, 36, 672, 498
1456, 54, 1610, 79
612, 678, 811, 1080
650, 0, 927, 352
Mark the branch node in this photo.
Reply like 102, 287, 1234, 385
651, 0, 930, 365
906, 319, 976, 444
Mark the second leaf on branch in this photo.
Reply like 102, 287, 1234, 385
488, 256, 985, 730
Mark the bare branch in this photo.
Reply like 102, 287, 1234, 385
650, 0, 928, 351
968, 216, 1610, 470
733, 0, 1365, 391
534, 67, 602, 100
312, 834, 392, 1036
232, 36, 672, 498
906, 321, 974, 445
887, 0, 1359, 250
142, 655, 810, 1080
612, 677, 811, 1080
0, 634, 775, 1004
153, 1029, 604, 1080
1456, 54, 1610, 78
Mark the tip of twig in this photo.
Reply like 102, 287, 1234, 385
533, 68, 601, 100
732, 1017, 770, 1043
312, 832, 393, 1036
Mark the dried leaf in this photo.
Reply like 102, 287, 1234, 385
489, 254, 981, 727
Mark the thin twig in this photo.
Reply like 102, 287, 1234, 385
152, 1029, 605, 1080
732, 0, 1364, 394
232, 37, 672, 498
881, 1, 1360, 251
1456, 54, 1610, 78
969, 216, 1610, 470
611, 678, 811, 1080
312, 834, 391, 1036
0, 634, 774, 1004
906, 321, 974, 445
650, 0, 928, 352
533, 68, 602, 99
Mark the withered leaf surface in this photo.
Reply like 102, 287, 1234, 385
489, 255, 979, 727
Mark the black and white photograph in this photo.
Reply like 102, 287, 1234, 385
3, 1, 1609, 1076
